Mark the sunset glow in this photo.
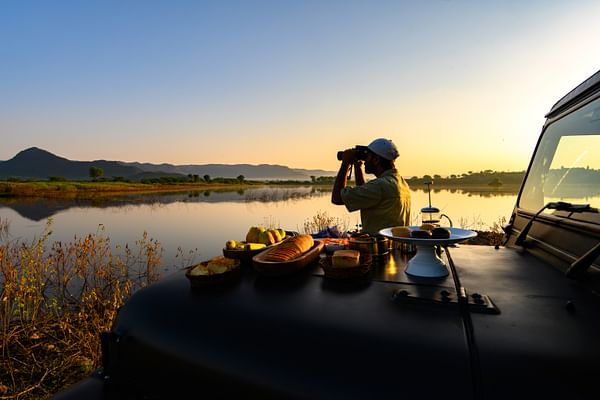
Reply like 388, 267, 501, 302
1, 1, 599, 177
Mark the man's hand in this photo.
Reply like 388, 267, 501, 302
341, 148, 356, 165
332, 148, 355, 205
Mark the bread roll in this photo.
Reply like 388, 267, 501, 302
263, 234, 314, 262
431, 227, 451, 239
332, 249, 360, 268
190, 256, 237, 275
411, 229, 432, 239
391, 226, 411, 238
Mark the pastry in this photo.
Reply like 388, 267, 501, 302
420, 223, 437, 231
391, 226, 411, 238
332, 249, 360, 268
431, 227, 451, 239
190, 256, 237, 276
411, 229, 432, 239
263, 234, 314, 262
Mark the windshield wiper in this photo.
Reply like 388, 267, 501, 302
515, 202, 597, 246
565, 241, 600, 278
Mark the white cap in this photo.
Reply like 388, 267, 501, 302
367, 138, 399, 160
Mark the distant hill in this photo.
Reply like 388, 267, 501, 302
123, 161, 334, 181
0, 147, 336, 181
0, 148, 145, 180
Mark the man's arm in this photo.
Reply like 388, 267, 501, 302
353, 161, 365, 186
331, 149, 355, 205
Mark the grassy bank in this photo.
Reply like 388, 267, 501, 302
0, 220, 163, 399
0, 180, 266, 200
0, 178, 524, 200
408, 182, 521, 193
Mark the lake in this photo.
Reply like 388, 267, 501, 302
0, 186, 518, 275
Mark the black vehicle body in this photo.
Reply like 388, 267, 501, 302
54, 70, 600, 400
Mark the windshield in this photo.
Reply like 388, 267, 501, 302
519, 97, 600, 213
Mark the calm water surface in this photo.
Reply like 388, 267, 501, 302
0, 186, 518, 275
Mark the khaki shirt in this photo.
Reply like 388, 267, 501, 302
341, 169, 411, 234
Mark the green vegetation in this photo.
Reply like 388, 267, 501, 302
0, 220, 163, 399
0, 178, 266, 199
406, 170, 525, 188
7, 168, 576, 200
88, 166, 104, 180
268, 176, 336, 186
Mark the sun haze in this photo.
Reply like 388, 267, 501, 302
1, 1, 599, 178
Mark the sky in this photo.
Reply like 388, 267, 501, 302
1, 0, 599, 177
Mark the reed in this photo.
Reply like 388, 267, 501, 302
0, 220, 162, 399
301, 210, 349, 235
458, 216, 506, 246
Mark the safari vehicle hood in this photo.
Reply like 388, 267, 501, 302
97, 241, 600, 400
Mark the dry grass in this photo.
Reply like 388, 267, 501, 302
0, 219, 162, 399
460, 216, 507, 246
300, 210, 349, 236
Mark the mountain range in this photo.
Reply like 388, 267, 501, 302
0, 147, 336, 181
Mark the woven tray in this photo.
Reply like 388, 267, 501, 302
223, 244, 270, 264
185, 259, 241, 288
222, 233, 296, 264
319, 253, 372, 280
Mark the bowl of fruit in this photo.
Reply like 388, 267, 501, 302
222, 226, 289, 264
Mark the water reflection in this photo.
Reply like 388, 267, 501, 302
0, 186, 525, 273
0, 186, 328, 221
413, 186, 520, 198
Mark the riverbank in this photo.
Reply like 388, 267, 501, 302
0, 180, 268, 199
408, 183, 520, 194
0, 224, 162, 400
0, 179, 521, 200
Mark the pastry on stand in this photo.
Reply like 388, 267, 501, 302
379, 226, 477, 278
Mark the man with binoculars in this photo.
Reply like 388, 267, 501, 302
331, 138, 411, 235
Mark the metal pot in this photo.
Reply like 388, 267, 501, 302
348, 235, 390, 256
375, 237, 391, 256
348, 236, 377, 254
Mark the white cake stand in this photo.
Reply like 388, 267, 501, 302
379, 226, 477, 278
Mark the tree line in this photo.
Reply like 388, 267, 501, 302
406, 170, 526, 187
0, 169, 522, 187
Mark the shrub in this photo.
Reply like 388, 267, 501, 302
301, 210, 349, 235
0, 221, 163, 399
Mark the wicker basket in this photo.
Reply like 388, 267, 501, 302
185, 259, 241, 288
319, 253, 372, 280
223, 245, 269, 265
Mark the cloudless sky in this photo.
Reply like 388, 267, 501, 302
1, 0, 599, 177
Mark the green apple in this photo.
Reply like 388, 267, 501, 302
246, 226, 260, 243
